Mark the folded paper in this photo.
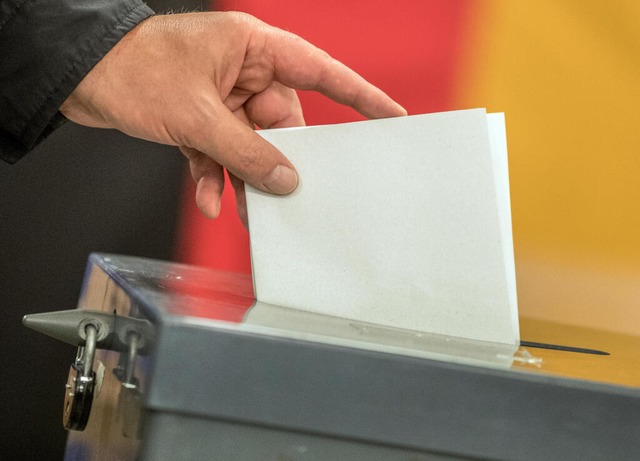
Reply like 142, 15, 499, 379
246, 108, 519, 346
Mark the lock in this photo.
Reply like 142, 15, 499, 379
23, 309, 153, 432
63, 322, 98, 431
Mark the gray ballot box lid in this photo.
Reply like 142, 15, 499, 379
56, 253, 640, 461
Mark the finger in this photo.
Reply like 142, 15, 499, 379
231, 105, 255, 129
228, 172, 248, 230
180, 146, 225, 219
188, 101, 298, 196
245, 82, 305, 129
264, 29, 407, 119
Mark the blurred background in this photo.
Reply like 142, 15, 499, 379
2, 0, 639, 459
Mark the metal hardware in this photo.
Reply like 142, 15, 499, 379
63, 323, 98, 431
22, 309, 153, 354
22, 309, 153, 432
118, 331, 143, 439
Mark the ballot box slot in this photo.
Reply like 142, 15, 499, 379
520, 340, 609, 355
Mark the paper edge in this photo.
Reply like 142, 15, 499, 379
487, 112, 520, 344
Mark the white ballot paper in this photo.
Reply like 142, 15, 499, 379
246, 108, 519, 346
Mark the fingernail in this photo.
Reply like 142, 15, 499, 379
263, 165, 298, 194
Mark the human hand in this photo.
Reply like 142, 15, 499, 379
60, 12, 406, 224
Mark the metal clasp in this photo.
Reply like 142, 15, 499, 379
63, 322, 99, 431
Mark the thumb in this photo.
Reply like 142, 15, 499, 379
190, 103, 298, 195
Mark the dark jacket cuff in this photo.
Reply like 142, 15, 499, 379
0, 0, 154, 163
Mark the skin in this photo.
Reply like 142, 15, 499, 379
60, 12, 407, 225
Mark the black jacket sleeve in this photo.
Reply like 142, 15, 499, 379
0, 0, 154, 163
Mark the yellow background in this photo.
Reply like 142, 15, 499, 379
458, 1, 640, 336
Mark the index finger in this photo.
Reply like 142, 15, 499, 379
264, 28, 407, 120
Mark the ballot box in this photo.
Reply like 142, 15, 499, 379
25, 254, 640, 461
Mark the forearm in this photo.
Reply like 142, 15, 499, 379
0, 0, 154, 163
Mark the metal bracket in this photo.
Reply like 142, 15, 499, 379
22, 309, 153, 354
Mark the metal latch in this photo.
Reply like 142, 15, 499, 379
23, 309, 153, 431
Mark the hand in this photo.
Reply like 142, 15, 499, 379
60, 12, 406, 224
